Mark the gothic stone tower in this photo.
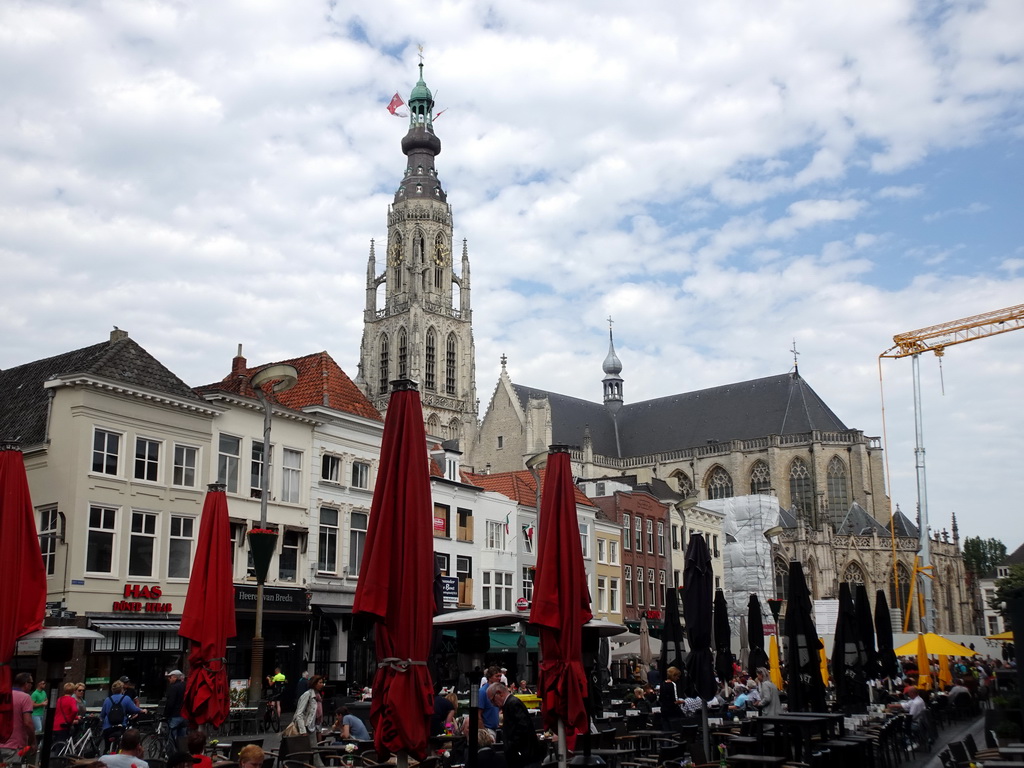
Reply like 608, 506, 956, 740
359, 64, 478, 445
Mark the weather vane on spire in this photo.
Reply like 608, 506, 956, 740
790, 338, 800, 374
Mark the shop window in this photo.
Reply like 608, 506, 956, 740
129, 510, 158, 578
118, 633, 137, 651
163, 634, 181, 651
168, 515, 195, 579
93, 428, 120, 475
93, 634, 114, 652
142, 632, 161, 651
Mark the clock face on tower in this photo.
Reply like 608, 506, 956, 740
434, 242, 449, 266
388, 239, 402, 267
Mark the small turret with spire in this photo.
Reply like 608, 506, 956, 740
602, 317, 624, 414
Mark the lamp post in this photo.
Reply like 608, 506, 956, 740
247, 364, 298, 706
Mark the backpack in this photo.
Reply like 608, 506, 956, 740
108, 694, 126, 727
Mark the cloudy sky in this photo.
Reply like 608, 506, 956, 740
2, 0, 1022, 546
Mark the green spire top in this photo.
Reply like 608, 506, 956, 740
409, 62, 432, 104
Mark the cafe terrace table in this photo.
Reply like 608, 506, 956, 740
755, 714, 834, 763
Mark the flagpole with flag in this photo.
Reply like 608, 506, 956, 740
387, 92, 407, 117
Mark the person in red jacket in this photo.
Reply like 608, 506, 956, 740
54, 683, 82, 738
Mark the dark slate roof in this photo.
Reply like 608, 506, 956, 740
1004, 541, 1024, 566
835, 501, 889, 536
0, 335, 200, 446
586, 474, 684, 504
779, 506, 799, 529
889, 507, 920, 537
513, 372, 849, 459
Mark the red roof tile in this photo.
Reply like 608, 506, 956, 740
198, 351, 382, 422
463, 468, 596, 508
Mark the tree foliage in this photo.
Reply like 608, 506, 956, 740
991, 563, 1024, 620
962, 536, 1007, 575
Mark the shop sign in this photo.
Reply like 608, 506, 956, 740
645, 610, 662, 620
440, 576, 459, 606
433, 516, 447, 531
235, 585, 308, 613
763, 624, 777, 635
113, 583, 173, 613
516, 597, 529, 611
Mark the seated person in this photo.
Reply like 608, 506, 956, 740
476, 728, 508, 768
238, 745, 265, 768
99, 729, 149, 768
187, 731, 213, 768
333, 706, 371, 741
167, 752, 201, 768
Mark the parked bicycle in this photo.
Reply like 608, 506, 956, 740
50, 715, 104, 768
258, 699, 280, 733
138, 716, 174, 761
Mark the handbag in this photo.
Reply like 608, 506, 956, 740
282, 720, 301, 738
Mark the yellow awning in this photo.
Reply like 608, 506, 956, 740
986, 630, 1014, 641
894, 632, 976, 658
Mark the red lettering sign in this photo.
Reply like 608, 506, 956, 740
122, 584, 165, 600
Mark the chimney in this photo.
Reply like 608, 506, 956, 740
232, 344, 247, 377
110, 327, 128, 344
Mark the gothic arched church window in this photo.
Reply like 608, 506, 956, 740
774, 557, 789, 601
827, 456, 849, 516
788, 458, 813, 517
673, 471, 693, 497
750, 461, 771, 494
706, 466, 734, 500
378, 333, 389, 395
445, 334, 457, 395
398, 328, 408, 379
425, 329, 437, 391
843, 561, 866, 586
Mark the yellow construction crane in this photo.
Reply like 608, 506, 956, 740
881, 302, 1024, 359
880, 302, 1024, 632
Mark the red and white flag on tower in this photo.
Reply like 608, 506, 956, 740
386, 92, 407, 117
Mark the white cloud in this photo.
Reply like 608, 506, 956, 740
2, 0, 1024, 545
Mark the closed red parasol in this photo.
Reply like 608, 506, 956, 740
353, 380, 435, 760
529, 446, 593, 737
179, 483, 237, 728
0, 443, 46, 741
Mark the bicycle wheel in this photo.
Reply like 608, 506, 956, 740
141, 732, 163, 760
270, 707, 281, 733
49, 741, 70, 768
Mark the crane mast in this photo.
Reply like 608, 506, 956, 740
881, 302, 1024, 632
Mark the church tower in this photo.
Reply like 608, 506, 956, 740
359, 63, 478, 445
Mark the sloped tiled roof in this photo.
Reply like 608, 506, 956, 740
835, 501, 890, 536
1004, 541, 1024, 566
512, 372, 849, 458
464, 468, 596, 508
889, 507, 920, 537
198, 352, 381, 421
0, 335, 200, 446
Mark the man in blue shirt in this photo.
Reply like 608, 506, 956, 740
479, 667, 502, 734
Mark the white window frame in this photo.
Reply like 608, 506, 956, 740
318, 507, 339, 575
649, 569, 656, 607
349, 509, 368, 575
609, 540, 619, 565
597, 576, 608, 613
634, 517, 642, 551
39, 507, 59, 576
657, 521, 665, 556
351, 460, 370, 489
321, 453, 342, 483
128, 510, 158, 578
250, 442, 272, 498
522, 566, 534, 603
173, 444, 198, 488
86, 504, 117, 575
624, 565, 633, 605
646, 519, 654, 554
579, 523, 590, 559
282, 448, 302, 504
279, 530, 300, 582
597, 538, 607, 564
482, 570, 514, 611
610, 578, 620, 613
92, 428, 121, 476
622, 514, 631, 551
486, 520, 506, 550
636, 567, 645, 606
168, 515, 195, 579
134, 436, 161, 483
660, 570, 667, 608
218, 434, 241, 494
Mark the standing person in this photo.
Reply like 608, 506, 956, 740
293, 675, 325, 758
647, 663, 662, 690
100, 729, 149, 768
31, 679, 48, 733
164, 670, 187, 751
0, 672, 36, 763
486, 683, 543, 768
119, 677, 139, 706
659, 666, 684, 730
756, 667, 781, 716
54, 682, 82, 740
296, 671, 311, 700
74, 683, 89, 717
478, 667, 502, 736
